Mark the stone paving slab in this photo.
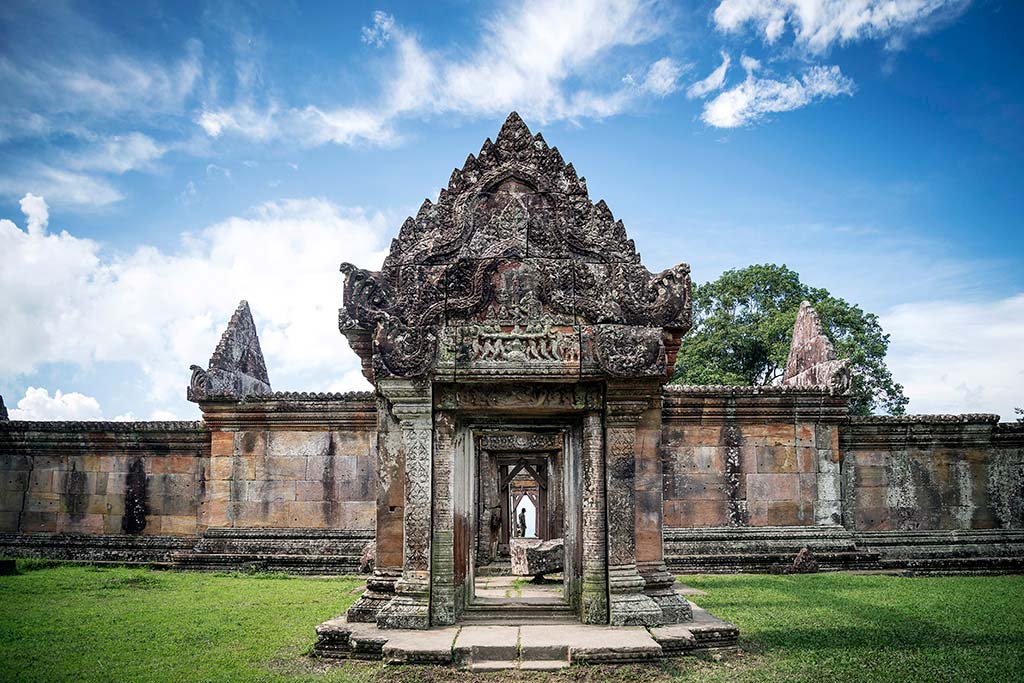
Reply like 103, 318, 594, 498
453, 625, 520, 663
381, 626, 459, 665
520, 624, 663, 664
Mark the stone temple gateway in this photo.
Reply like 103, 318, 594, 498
1, 113, 1023, 660
338, 112, 695, 630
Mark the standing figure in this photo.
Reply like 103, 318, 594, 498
518, 507, 527, 538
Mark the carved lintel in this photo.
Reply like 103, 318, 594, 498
434, 382, 603, 412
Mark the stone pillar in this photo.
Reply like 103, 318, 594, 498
580, 410, 609, 624
376, 380, 433, 630
604, 383, 663, 626
634, 391, 691, 623
346, 396, 404, 623
430, 410, 457, 626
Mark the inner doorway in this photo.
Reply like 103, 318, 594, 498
461, 423, 582, 623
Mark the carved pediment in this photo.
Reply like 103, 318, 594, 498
339, 112, 692, 382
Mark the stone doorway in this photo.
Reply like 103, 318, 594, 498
463, 424, 580, 624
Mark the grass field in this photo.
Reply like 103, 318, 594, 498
1, 562, 1022, 683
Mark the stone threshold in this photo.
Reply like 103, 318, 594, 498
313, 601, 739, 669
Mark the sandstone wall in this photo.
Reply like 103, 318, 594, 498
0, 421, 208, 536
197, 393, 377, 531
0, 393, 378, 544
660, 386, 847, 528
841, 416, 1024, 531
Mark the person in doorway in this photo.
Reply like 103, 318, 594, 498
518, 507, 527, 538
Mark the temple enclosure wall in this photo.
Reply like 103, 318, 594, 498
840, 416, 1024, 531
2, 390, 1022, 572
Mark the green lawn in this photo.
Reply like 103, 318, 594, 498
1, 563, 1022, 683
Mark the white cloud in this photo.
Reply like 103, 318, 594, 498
67, 132, 166, 174
687, 51, 731, 98
1, 193, 386, 416
198, 1, 681, 146
639, 57, 685, 96
361, 11, 396, 47
701, 60, 854, 128
882, 294, 1024, 420
0, 165, 124, 208
19, 193, 48, 236
712, 0, 971, 53
9, 387, 104, 421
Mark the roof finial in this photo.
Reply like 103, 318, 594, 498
187, 300, 272, 402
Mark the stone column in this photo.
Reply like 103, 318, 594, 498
346, 395, 403, 622
430, 410, 457, 626
634, 391, 691, 623
376, 379, 433, 630
580, 410, 609, 624
604, 384, 663, 626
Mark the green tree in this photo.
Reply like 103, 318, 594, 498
672, 264, 909, 416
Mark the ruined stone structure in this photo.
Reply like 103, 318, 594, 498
1, 113, 1022, 621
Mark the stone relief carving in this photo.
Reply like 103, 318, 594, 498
479, 432, 563, 452
338, 112, 691, 381
434, 383, 603, 411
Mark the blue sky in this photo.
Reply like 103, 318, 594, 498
1, 0, 1022, 421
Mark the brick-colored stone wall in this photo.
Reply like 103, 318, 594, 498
198, 393, 377, 532
0, 421, 208, 536
0, 393, 379, 541
841, 417, 1024, 531
660, 386, 846, 529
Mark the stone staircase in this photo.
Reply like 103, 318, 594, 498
854, 529, 1024, 575
314, 606, 740, 669
461, 598, 578, 624
665, 525, 881, 573
171, 527, 373, 574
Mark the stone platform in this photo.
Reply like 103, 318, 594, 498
314, 600, 738, 670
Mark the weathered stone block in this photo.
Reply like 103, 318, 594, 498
267, 431, 331, 458
756, 446, 798, 473
746, 473, 798, 501
511, 537, 564, 576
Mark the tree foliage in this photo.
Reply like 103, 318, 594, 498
672, 264, 909, 416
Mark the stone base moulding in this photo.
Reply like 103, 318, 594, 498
313, 599, 739, 669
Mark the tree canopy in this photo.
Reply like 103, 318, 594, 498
672, 264, 909, 416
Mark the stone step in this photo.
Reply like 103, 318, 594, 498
879, 556, 1024, 574
667, 550, 881, 573
469, 660, 519, 671
171, 552, 361, 574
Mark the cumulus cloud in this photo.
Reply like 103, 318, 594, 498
712, 0, 972, 53
687, 51, 731, 99
19, 193, 49, 236
1, 193, 386, 416
198, 1, 682, 147
9, 387, 104, 421
700, 59, 854, 128
882, 294, 1024, 419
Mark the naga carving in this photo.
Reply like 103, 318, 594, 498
338, 112, 692, 381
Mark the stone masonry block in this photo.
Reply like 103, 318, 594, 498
746, 473, 798, 501
756, 446, 798, 473
267, 431, 331, 458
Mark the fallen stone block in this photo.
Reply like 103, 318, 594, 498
510, 537, 564, 577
